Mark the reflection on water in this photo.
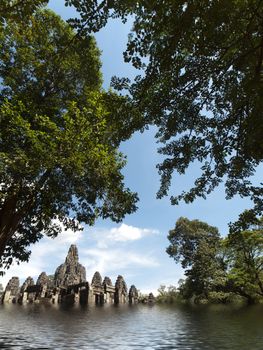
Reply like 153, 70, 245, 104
0, 303, 262, 349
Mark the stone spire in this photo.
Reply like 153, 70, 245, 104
54, 245, 86, 287
114, 275, 127, 304
65, 244, 79, 265
103, 276, 113, 287
36, 272, 49, 286
91, 271, 102, 287
129, 285, 138, 304
129, 285, 138, 297
5, 277, 20, 295
3, 277, 20, 302
115, 275, 127, 293
20, 277, 34, 293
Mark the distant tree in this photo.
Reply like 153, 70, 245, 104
68, 0, 263, 231
156, 284, 178, 303
137, 290, 149, 303
0, 9, 139, 271
224, 223, 263, 303
167, 217, 263, 304
167, 217, 222, 300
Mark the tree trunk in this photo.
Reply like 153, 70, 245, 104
236, 288, 256, 305
0, 194, 19, 257
0, 208, 23, 258
0, 193, 34, 259
0, 171, 50, 259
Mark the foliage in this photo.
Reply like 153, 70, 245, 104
137, 290, 149, 303
167, 217, 222, 300
68, 0, 263, 231
0, 9, 139, 270
167, 217, 263, 304
224, 224, 263, 303
0, 9, 102, 113
156, 284, 179, 304
0, 0, 47, 24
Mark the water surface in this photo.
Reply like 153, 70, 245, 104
0, 303, 262, 349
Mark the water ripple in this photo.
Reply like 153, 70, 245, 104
0, 304, 262, 349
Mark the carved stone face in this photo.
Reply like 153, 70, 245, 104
53, 245, 86, 288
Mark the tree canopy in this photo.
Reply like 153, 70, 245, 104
225, 222, 263, 303
0, 8, 139, 271
167, 217, 222, 299
167, 217, 263, 304
68, 0, 263, 230
0, 0, 47, 23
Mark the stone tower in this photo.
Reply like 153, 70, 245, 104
20, 277, 34, 293
114, 275, 127, 304
3, 277, 20, 303
53, 245, 86, 287
36, 272, 49, 286
103, 276, 115, 304
89, 271, 104, 305
129, 285, 138, 304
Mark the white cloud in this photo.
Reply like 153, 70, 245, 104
82, 247, 159, 281
90, 223, 159, 248
48, 218, 83, 244
109, 223, 158, 241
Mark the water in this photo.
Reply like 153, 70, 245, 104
0, 303, 262, 349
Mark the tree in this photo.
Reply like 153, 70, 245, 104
167, 217, 263, 304
0, 9, 139, 271
68, 0, 263, 231
224, 224, 263, 303
0, 0, 47, 23
167, 217, 222, 300
156, 284, 178, 303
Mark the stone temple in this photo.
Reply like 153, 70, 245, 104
1, 245, 138, 306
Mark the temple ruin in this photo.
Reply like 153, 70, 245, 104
1, 245, 139, 306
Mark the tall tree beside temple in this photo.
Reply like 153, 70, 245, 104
0, 8, 139, 271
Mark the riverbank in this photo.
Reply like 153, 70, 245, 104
155, 286, 263, 306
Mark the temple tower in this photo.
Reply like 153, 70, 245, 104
114, 275, 127, 304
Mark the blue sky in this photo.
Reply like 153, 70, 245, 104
0, 1, 260, 294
